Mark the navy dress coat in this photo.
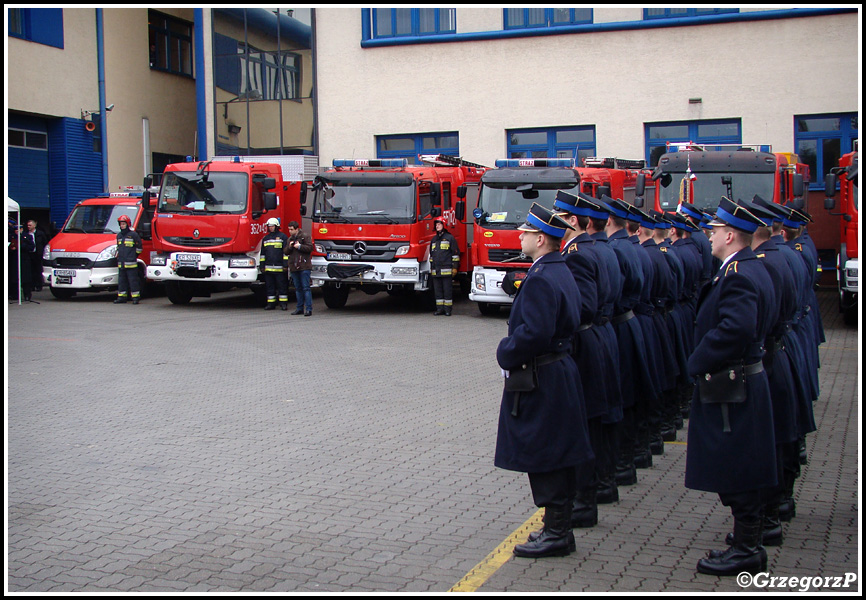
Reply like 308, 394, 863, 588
590, 231, 624, 423
494, 251, 594, 474
562, 233, 611, 421
685, 247, 778, 494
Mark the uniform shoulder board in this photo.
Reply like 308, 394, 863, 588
724, 261, 739, 276
567, 243, 579, 254
795, 243, 803, 252
756, 253, 766, 258
659, 246, 667, 253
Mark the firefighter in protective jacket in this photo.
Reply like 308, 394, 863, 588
430, 217, 460, 315
259, 217, 290, 310
114, 215, 143, 304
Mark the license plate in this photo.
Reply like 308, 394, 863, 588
176, 253, 200, 262
328, 252, 352, 261
55, 269, 75, 277
55, 276, 72, 284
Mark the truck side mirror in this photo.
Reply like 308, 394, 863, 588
143, 176, 153, 189
430, 183, 441, 205
824, 173, 838, 197
263, 192, 277, 211
634, 196, 645, 209
792, 173, 804, 198
300, 181, 308, 205
456, 185, 467, 199
635, 173, 646, 197
138, 221, 152, 240
300, 205, 307, 216
430, 207, 441, 218
455, 201, 465, 221
262, 177, 277, 191
597, 185, 611, 199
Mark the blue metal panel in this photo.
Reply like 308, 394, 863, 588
47, 119, 104, 228
8, 147, 50, 209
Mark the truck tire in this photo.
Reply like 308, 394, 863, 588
322, 283, 349, 309
49, 287, 77, 300
165, 281, 193, 305
477, 302, 500, 316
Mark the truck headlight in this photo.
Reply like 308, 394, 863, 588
43, 244, 51, 261
315, 243, 325, 254
395, 245, 410, 256
96, 245, 118, 262
474, 272, 486, 291
229, 257, 257, 268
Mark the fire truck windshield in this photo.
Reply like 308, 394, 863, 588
158, 171, 249, 214
477, 182, 578, 227
62, 204, 139, 234
312, 182, 415, 224
658, 172, 776, 212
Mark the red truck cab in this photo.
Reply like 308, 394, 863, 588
824, 149, 858, 324
309, 156, 485, 309
147, 157, 304, 304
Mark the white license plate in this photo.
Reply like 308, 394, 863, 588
55, 276, 73, 284
328, 252, 352, 261
55, 269, 75, 277
176, 253, 201, 262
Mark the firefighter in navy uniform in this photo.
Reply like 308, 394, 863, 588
686, 198, 778, 577
429, 217, 460, 316
495, 203, 594, 559
259, 217, 290, 310
114, 215, 143, 304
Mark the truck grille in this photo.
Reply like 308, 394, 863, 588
55, 257, 93, 268
488, 249, 525, 262
318, 240, 401, 261
165, 237, 231, 247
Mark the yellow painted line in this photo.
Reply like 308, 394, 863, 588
449, 508, 544, 592
667, 440, 687, 445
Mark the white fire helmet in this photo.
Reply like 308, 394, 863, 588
266, 217, 280, 227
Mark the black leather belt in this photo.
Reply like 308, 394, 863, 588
744, 361, 764, 376
612, 310, 635, 325
536, 352, 568, 367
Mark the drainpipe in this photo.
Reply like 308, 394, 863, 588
96, 8, 108, 192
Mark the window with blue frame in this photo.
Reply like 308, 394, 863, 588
8, 8, 64, 48
377, 132, 459, 164
643, 8, 738, 20
794, 113, 858, 190
507, 126, 596, 166
645, 119, 742, 167
372, 8, 456, 38
503, 8, 593, 29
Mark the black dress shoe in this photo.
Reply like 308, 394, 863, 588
304, 311, 312, 316
114, 298, 127, 304
264, 304, 276, 310
291, 308, 303, 315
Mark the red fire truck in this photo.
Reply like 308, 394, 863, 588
307, 155, 485, 308
824, 148, 858, 325
43, 187, 158, 300
649, 142, 810, 212
146, 157, 306, 304
469, 157, 653, 315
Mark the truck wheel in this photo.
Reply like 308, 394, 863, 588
322, 284, 349, 309
477, 302, 500, 316
49, 287, 76, 300
165, 282, 193, 305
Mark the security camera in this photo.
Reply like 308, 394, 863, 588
106, 104, 115, 112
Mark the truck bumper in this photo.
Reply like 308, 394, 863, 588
45, 266, 118, 290
147, 252, 259, 284
310, 257, 429, 290
469, 266, 515, 305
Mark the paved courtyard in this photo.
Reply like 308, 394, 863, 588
6, 286, 860, 593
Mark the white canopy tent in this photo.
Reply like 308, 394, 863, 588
8, 197, 22, 305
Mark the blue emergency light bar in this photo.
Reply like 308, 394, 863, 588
494, 158, 575, 168
332, 158, 408, 168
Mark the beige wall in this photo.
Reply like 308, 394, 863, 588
103, 8, 197, 190
315, 9, 858, 167
8, 8, 98, 118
